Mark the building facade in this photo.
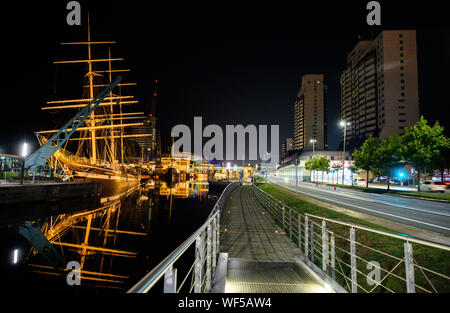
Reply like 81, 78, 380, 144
294, 74, 328, 152
280, 138, 294, 161
131, 118, 155, 162
276, 150, 353, 184
340, 30, 419, 151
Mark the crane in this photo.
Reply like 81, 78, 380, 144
25, 75, 123, 172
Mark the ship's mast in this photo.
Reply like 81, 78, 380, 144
120, 86, 124, 165
87, 15, 97, 165
39, 16, 152, 170
150, 80, 158, 161
108, 48, 115, 163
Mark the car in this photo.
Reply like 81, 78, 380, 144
419, 181, 448, 193
357, 179, 367, 187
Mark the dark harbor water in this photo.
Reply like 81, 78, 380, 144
0, 180, 226, 293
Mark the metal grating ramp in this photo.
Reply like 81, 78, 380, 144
219, 186, 328, 293
225, 259, 327, 293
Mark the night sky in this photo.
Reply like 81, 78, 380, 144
0, 1, 449, 161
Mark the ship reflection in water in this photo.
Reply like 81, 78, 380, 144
2, 175, 219, 293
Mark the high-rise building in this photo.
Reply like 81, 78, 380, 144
294, 74, 327, 151
131, 118, 154, 162
281, 138, 294, 160
340, 30, 419, 151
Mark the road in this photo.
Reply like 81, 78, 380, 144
268, 177, 450, 236
364, 183, 418, 192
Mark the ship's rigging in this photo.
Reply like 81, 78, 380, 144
37, 18, 151, 179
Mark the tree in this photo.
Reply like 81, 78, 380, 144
316, 156, 330, 183
305, 158, 316, 182
352, 136, 381, 188
402, 116, 450, 192
377, 133, 403, 191
306, 157, 326, 182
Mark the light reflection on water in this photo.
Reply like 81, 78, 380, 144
0, 178, 219, 293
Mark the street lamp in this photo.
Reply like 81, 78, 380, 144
310, 139, 317, 155
339, 121, 351, 185
20, 142, 28, 185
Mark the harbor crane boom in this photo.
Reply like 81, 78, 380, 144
25, 75, 123, 172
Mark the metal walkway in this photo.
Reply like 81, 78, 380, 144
128, 182, 450, 293
219, 185, 327, 293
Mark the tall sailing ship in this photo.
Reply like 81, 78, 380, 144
36, 22, 150, 197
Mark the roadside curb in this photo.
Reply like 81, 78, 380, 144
266, 182, 450, 246
302, 181, 450, 204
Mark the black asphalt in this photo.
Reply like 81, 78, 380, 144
269, 177, 450, 236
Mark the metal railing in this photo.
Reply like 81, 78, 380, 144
252, 184, 450, 293
127, 182, 241, 293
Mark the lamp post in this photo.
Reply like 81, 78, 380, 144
340, 121, 350, 185
20, 142, 28, 185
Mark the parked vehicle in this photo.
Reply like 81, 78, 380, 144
357, 179, 367, 187
419, 181, 448, 193
389, 179, 401, 185
372, 176, 389, 183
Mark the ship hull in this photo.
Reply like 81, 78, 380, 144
74, 171, 140, 198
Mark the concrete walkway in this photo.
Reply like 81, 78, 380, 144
219, 185, 326, 293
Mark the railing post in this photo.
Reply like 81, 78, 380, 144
194, 235, 203, 293
321, 221, 329, 272
310, 222, 315, 263
330, 233, 336, 280
282, 206, 285, 231
206, 224, 212, 292
298, 214, 302, 250
304, 216, 309, 257
289, 207, 292, 239
404, 242, 416, 293
350, 227, 357, 293
163, 265, 177, 293
216, 213, 220, 255
212, 216, 217, 271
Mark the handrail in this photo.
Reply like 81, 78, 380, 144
304, 213, 450, 251
254, 183, 450, 251
127, 181, 240, 293
206, 181, 240, 219
252, 182, 450, 293
127, 210, 220, 293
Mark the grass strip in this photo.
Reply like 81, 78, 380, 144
307, 181, 450, 201
257, 183, 450, 293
